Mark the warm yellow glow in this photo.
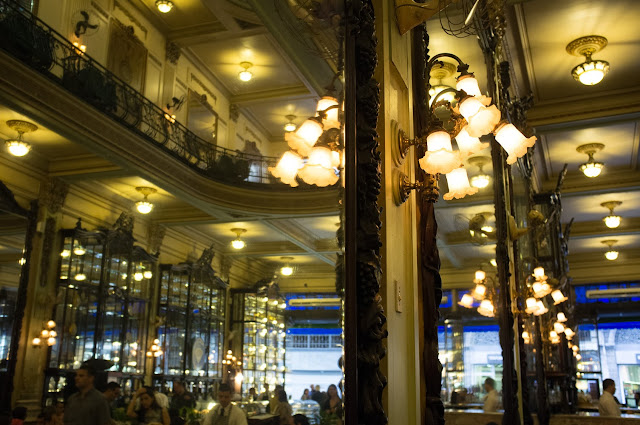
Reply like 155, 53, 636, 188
490, 258, 497, 267
41, 329, 49, 338
564, 328, 575, 340
458, 293, 474, 308
443, 167, 478, 201
428, 85, 456, 106
554, 322, 565, 334
231, 239, 246, 250
557, 312, 567, 322
472, 283, 486, 300
317, 96, 340, 129
73, 246, 86, 256
494, 123, 537, 165
156, 0, 173, 13
134, 272, 143, 281
458, 97, 501, 138
572, 345, 579, 353
533, 300, 548, 316
525, 297, 539, 314
32, 337, 41, 346
74, 273, 86, 281
47, 337, 56, 346
136, 201, 154, 214
456, 74, 482, 97
470, 174, 490, 189
297, 147, 340, 187
533, 267, 546, 281
5, 140, 31, 156
477, 300, 495, 317
603, 215, 621, 228
238, 70, 253, 82
284, 122, 297, 132
417, 130, 462, 175
572, 60, 609, 85
280, 265, 294, 276
551, 290, 568, 305
605, 250, 618, 260
61, 250, 70, 258
474, 270, 486, 283
426, 130, 453, 152
455, 127, 488, 157
143, 270, 153, 279
575, 353, 582, 361
47, 320, 56, 328
285, 119, 323, 156
579, 161, 603, 178
269, 151, 303, 187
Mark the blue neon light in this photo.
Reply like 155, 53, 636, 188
574, 282, 640, 304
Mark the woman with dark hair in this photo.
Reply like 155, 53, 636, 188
271, 389, 293, 425
127, 387, 170, 425
322, 384, 343, 419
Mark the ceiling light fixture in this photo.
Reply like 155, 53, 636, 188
5, 120, 37, 157
602, 239, 618, 261
428, 62, 456, 106
135, 187, 157, 214
283, 115, 297, 132
230, 228, 247, 250
238, 62, 253, 82
280, 257, 294, 276
155, 0, 174, 13
468, 156, 491, 189
566, 35, 610, 86
576, 143, 604, 178
600, 201, 622, 228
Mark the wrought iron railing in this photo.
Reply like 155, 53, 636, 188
0, 0, 282, 185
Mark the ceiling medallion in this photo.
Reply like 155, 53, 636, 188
566, 35, 610, 86
576, 143, 604, 178
5, 120, 38, 157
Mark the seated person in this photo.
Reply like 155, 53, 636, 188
127, 387, 170, 425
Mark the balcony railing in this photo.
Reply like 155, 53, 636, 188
0, 0, 283, 185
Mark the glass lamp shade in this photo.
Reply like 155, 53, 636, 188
238, 70, 253, 82
136, 201, 154, 214
458, 293, 474, 308
533, 300, 548, 316
579, 161, 604, 178
297, 147, 340, 187
551, 289, 568, 305
533, 267, 547, 281
603, 215, 621, 228
522, 331, 530, 341
5, 140, 31, 156
461, 101, 502, 138
477, 299, 495, 317
280, 265, 294, 276
550, 330, 558, 339
316, 96, 340, 129
471, 283, 486, 300
553, 322, 565, 334
418, 131, 461, 175
575, 353, 582, 361
284, 122, 297, 132
572, 345, 579, 353
74, 273, 86, 281
494, 123, 537, 165
454, 127, 488, 157
268, 151, 303, 187
155, 0, 174, 13
285, 119, 323, 156
134, 272, 144, 281
456, 74, 482, 97
557, 312, 568, 322
564, 328, 575, 340
143, 270, 153, 279
231, 239, 246, 250
73, 246, 86, 256
572, 60, 610, 85
474, 270, 486, 283
443, 167, 478, 200
470, 174, 490, 189
525, 297, 539, 314
605, 250, 618, 261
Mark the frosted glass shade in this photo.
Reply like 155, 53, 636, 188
494, 123, 537, 165
605, 250, 618, 260
474, 270, 486, 283
533, 267, 547, 281
459, 97, 501, 137
557, 312, 568, 322
553, 322, 565, 334
456, 74, 482, 97
455, 127, 488, 157
418, 131, 461, 175
470, 174, 490, 189
458, 293, 474, 308
533, 300, 548, 316
477, 300, 495, 317
603, 215, 621, 228
297, 147, 339, 187
268, 151, 303, 187
525, 297, 539, 314
472, 283, 486, 300
551, 289, 568, 305
285, 119, 323, 156
317, 96, 340, 129
564, 328, 575, 340
572, 60, 609, 85
5, 140, 31, 157
443, 167, 478, 200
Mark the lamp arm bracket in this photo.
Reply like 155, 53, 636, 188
427, 53, 469, 76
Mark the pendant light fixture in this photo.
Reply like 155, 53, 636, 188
135, 187, 157, 214
280, 257, 294, 276
577, 143, 604, 177
230, 228, 247, 250
238, 62, 253, 82
566, 36, 610, 86
155, 0, 174, 13
283, 115, 297, 132
601, 201, 622, 228
468, 156, 491, 189
5, 120, 37, 157
602, 239, 618, 260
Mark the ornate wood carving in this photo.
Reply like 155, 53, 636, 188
166, 41, 181, 65
147, 222, 166, 255
38, 177, 69, 214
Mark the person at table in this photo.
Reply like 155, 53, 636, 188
247, 387, 257, 402
598, 379, 621, 417
321, 385, 343, 418
482, 378, 500, 412
203, 383, 247, 425
271, 389, 293, 425
127, 387, 170, 425
300, 389, 310, 400
258, 383, 271, 401
169, 381, 195, 424
64, 364, 112, 425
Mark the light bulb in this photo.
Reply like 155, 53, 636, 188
470, 174, 490, 189
47, 337, 56, 346
61, 250, 70, 258
603, 215, 621, 228
155, 0, 173, 13
605, 250, 618, 260
231, 239, 245, 250
458, 293, 474, 308
32, 337, 41, 346
474, 270, 486, 283
6, 140, 31, 157
134, 272, 143, 281
73, 246, 86, 256
554, 322, 565, 334
551, 289, 568, 305
143, 270, 153, 279
136, 201, 154, 214
533, 267, 546, 280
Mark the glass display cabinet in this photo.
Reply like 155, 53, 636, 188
153, 246, 227, 397
231, 284, 286, 395
443, 319, 464, 402
45, 214, 156, 404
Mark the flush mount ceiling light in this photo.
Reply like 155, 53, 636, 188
566, 35, 610, 86
283, 115, 297, 132
238, 62, 253, 82
468, 156, 491, 189
428, 61, 456, 106
601, 201, 622, 228
602, 239, 618, 261
230, 228, 247, 250
576, 143, 604, 178
280, 257, 294, 276
135, 187, 157, 214
155, 0, 174, 13
5, 120, 37, 157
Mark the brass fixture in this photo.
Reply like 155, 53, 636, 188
576, 143, 604, 177
5, 120, 38, 157
135, 187, 157, 214
566, 35, 610, 85
601, 201, 622, 228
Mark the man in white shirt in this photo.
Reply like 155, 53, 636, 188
483, 377, 500, 412
598, 379, 621, 417
203, 383, 248, 425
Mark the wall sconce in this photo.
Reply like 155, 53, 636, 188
602, 239, 618, 260
230, 228, 247, 250
280, 257, 294, 276
576, 143, 604, 178
135, 187, 157, 214
283, 115, 297, 132
238, 62, 253, 82
146, 338, 163, 357
566, 35, 610, 86
601, 201, 622, 228
156, 0, 174, 13
468, 156, 491, 189
32, 320, 57, 347
5, 120, 37, 157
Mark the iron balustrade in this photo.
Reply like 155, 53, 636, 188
0, 0, 281, 185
